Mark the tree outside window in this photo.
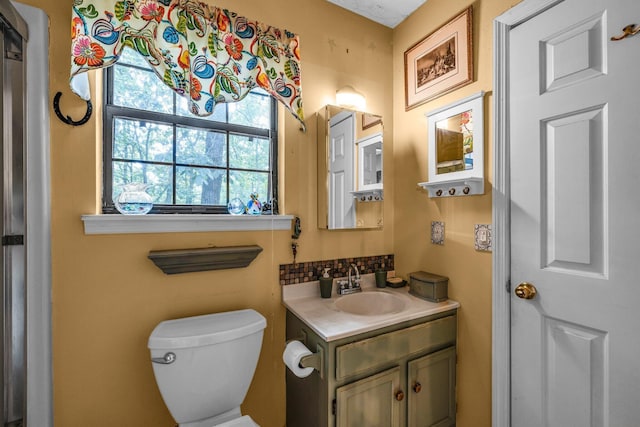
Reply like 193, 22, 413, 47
103, 48, 278, 214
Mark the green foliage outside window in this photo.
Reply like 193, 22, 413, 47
104, 48, 277, 214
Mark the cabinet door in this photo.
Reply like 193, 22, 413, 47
335, 366, 402, 427
407, 347, 456, 427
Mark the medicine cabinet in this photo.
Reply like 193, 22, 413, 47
418, 91, 485, 197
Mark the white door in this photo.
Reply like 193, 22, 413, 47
509, 0, 640, 425
329, 111, 355, 229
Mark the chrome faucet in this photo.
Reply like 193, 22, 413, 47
348, 263, 360, 287
338, 264, 362, 295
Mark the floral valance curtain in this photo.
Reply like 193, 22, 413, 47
70, 0, 305, 129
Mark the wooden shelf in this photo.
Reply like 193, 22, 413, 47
148, 245, 263, 274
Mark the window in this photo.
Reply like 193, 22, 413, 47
103, 48, 278, 214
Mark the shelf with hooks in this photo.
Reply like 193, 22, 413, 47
350, 189, 383, 202
418, 178, 483, 198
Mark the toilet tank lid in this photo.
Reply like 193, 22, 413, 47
148, 309, 267, 350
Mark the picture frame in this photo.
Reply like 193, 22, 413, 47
404, 6, 473, 110
361, 113, 382, 130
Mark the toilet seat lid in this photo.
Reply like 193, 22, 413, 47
215, 415, 258, 427
148, 309, 266, 350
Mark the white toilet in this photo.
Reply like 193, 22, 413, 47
148, 309, 267, 427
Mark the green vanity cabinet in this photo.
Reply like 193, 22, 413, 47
285, 308, 457, 427
335, 366, 402, 426
407, 347, 457, 426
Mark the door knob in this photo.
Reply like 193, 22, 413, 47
514, 282, 537, 299
412, 382, 422, 393
395, 390, 405, 401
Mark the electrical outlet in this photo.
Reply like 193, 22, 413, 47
474, 224, 492, 251
431, 221, 445, 245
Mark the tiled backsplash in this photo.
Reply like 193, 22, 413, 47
279, 254, 394, 286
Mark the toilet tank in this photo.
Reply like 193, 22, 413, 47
148, 309, 267, 424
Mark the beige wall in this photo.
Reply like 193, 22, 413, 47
392, 1, 516, 425
15, 0, 518, 425
18, 0, 392, 426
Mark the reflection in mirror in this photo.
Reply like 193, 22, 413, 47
317, 105, 383, 230
358, 133, 382, 189
435, 109, 473, 174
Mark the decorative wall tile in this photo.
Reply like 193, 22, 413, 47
279, 254, 394, 286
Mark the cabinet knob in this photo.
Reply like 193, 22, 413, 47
412, 382, 422, 393
395, 390, 405, 401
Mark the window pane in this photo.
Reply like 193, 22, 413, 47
176, 94, 227, 122
176, 166, 227, 205
176, 127, 226, 167
105, 63, 276, 214
112, 161, 174, 205
228, 90, 271, 128
229, 170, 269, 202
113, 65, 174, 114
113, 118, 173, 163
118, 47, 151, 69
229, 134, 270, 170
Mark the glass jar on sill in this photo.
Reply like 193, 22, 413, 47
114, 183, 154, 215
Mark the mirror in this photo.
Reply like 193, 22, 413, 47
435, 110, 472, 174
317, 105, 383, 230
358, 133, 383, 189
420, 91, 485, 197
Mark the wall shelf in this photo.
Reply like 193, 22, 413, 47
422, 91, 485, 199
418, 178, 483, 198
148, 245, 263, 274
351, 189, 383, 202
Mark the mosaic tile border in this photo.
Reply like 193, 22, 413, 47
280, 254, 394, 286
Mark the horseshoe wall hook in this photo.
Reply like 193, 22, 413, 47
611, 24, 640, 41
53, 91, 92, 126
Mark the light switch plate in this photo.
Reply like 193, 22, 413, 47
431, 221, 445, 245
474, 224, 492, 251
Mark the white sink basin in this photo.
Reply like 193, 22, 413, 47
335, 291, 406, 316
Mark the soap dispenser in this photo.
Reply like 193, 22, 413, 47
319, 268, 333, 298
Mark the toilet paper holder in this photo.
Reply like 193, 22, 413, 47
287, 334, 325, 379
299, 346, 324, 377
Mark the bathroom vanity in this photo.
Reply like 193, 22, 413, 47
283, 279, 458, 426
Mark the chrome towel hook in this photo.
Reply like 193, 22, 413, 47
611, 24, 640, 41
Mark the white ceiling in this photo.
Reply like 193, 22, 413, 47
326, 0, 428, 28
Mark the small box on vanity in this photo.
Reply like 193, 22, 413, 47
408, 271, 449, 302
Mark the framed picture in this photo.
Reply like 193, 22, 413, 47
404, 6, 473, 110
361, 113, 382, 130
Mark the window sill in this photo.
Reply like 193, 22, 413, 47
81, 214, 294, 235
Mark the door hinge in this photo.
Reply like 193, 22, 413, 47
2, 235, 24, 246
5, 50, 22, 62
332, 398, 336, 415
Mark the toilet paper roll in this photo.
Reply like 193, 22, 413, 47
283, 340, 314, 378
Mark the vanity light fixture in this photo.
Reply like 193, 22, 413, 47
336, 85, 366, 111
